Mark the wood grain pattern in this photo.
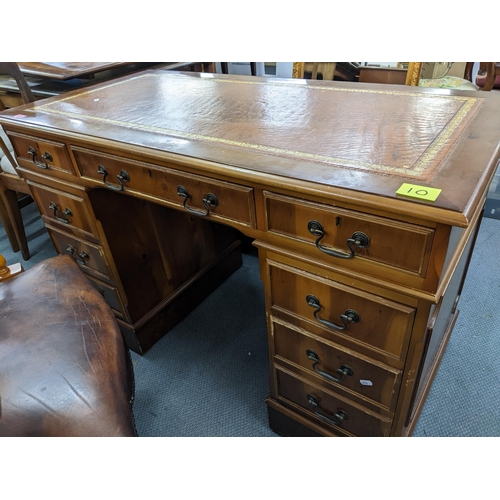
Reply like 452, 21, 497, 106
88, 188, 242, 323
272, 319, 401, 411
276, 368, 393, 437
8, 131, 75, 176
269, 260, 415, 361
264, 190, 435, 277
28, 181, 98, 237
72, 146, 257, 228
47, 225, 114, 282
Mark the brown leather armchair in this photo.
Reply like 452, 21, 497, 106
0, 254, 137, 436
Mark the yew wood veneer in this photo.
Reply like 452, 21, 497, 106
1, 70, 499, 437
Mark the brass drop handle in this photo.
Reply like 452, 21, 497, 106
28, 146, 52, 169
97, 164, 130, 191
66, 245, 89, 266
308, 220, 370, 259
177, 185, 219, 217
49, 201, 73, 224
307, 394, 350, 427
306, 294, 360, 331
306, 349, 353, 383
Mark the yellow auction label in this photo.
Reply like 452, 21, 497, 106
396, 183, 442, 202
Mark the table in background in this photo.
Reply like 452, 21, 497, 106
358, 65, 408, 85
0, 62, 168, 107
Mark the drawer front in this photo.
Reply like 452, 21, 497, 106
7, 131, 75, 176
47, 227, 114, 282
85, 275, 129, 321
264, 191, 434, 277
276, 369, 392, 436
72, 147, 256, 228
272, 320, 401, 411
269, 261, 415, 361
28, 181, 98, 237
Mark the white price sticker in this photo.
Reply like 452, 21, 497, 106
360, 380, 373, 386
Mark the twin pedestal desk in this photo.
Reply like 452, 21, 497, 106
1, 71, 499, 437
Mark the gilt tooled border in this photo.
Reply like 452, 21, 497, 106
33, 73, 483, 179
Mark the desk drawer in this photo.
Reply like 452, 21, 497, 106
7, 131, 75, 176
276, 369, 392, 436
72, 147, 256, 228
264, 191, 434, 277
272, 320, 401, 411
85, 274, 129, 321
269, 261, 415, 362
28, 181, 98, 238
47, 226, 114, 282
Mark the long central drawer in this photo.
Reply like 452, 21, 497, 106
71, 146, 256, 228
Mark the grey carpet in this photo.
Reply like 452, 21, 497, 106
412, 216, 500, 437
2, 201, 499, 437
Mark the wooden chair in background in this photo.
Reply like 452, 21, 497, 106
467, 62, 500, 90
0, 61, 35, 110
405, 62, 498, 91
0, 62, 37, 260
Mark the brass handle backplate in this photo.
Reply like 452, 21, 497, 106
306, 349, 354, 383
49, 201, 72, 224
66, 245, 89, 266
177, 185, 218, 217
28, 146, 52, 169
308, 220, 370, 259
307, 394, 350, 427
98, 164, 130, 191
306, 294, 360, 331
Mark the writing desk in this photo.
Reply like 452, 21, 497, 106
1, 70, 499, 437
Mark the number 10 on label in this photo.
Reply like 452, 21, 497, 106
396, 183, 442, 202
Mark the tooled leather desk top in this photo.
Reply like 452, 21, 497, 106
1, 70, 500, 225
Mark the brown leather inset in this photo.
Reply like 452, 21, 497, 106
33, 72, 482, 180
